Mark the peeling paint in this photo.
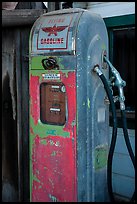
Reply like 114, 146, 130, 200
87, 98, 90, 109
49, 194, 58, 202
30, 70, 77, 202
101, 43, 106, 50
48, 140, 60, 147
31, 56, 65, 71
58, 58, 65, 70
71, 120, 76, 127
30, 75, 40, 125
30, 127, 35, 135
30, 115, 70, 138
97, 34, 101, 40
46, 129, 56, 135
33, 175, 40, 183
94, 144, 108, 170
51, 150, 62, 157
40, 139, 47, 145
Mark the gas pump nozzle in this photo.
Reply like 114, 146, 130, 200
103, 56, 126, 110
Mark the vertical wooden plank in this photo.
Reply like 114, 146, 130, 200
47, 2, 56, 12
20, 26, 31, 202
2, 28, 18, 202
15, 28, 23, 202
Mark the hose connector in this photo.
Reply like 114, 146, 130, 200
104, 56, 126, 110
93, 64, 103, 76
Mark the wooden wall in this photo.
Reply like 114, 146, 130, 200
2, 4, 46, 202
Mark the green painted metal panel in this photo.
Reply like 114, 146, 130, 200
104, 14, 135, 28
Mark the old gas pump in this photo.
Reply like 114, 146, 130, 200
29, 8, 109, 202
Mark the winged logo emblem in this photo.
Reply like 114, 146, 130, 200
41, 24, 68, 36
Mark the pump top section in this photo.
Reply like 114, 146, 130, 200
29, 8, 108, 56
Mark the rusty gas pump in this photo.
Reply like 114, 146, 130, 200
29, 8, 109, 202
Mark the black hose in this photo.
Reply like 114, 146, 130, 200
103, 56, 135, 202
121, 109, 135, 202
121, 110, 135, 167
95, 68, 135, 202
95, 70, 117, 202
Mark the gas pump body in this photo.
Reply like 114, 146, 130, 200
29, 8, 109, 202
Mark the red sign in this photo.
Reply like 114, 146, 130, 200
37, 14, 72, 50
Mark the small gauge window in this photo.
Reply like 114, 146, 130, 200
40, 82, 66, 125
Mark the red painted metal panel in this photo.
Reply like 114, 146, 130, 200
30, 75, 40, 125
30, 71, 77, 202
32, 135, 76, 202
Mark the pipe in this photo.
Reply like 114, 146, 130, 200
93, 65, 117, 202
93, 64, 135, 202
104, 56, 135, 202
121, 109, 135, 202
121, 110, 135, 167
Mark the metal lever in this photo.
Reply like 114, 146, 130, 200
103, 56, 126, 110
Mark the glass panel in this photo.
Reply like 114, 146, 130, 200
40, 82, 66, 125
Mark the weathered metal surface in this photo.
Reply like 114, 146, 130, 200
75, 10, 109, 202
29, 8, 109, 202
30, 71, 77, 202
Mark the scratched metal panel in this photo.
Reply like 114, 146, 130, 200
76, 10, 109, 202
